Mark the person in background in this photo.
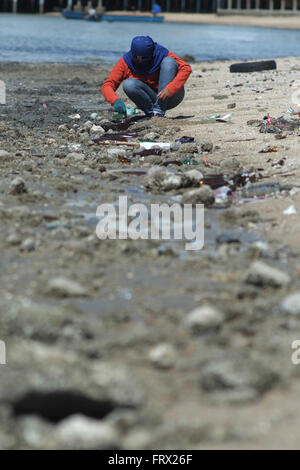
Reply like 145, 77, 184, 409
101, 36, 192, 118
152, 2, 162, 16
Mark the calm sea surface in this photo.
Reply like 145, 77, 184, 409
0, 13, 300, 63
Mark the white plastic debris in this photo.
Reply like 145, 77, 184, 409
283, 205, 297, 215
68, 114, 81, 120
216, 113, 232, 122
140, 142, 170, 150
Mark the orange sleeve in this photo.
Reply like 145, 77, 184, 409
101, 58, 129, 105
165, 51, 192, 96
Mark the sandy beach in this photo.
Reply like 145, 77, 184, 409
106, 11, 300, 30
1, 56, 300, 449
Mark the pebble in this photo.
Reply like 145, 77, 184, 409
0, 150, 11, 160
200, 354, 278, 402
7, 233, 21, 246
198, 141, 213, 153
186, 305, 224, 333
181, 186, 215, 206
107, 148, 126, 158
148, 343, 176, 369
66, 152, 86, 162
185, 169, 204, 184
90, 125, 105, 134
47, 277, 88, 297
9, 177, 27, 195
281, 292, 300, 315
54, 415, 120, 450
245, 261, 291, 288
20, 238, 35, 252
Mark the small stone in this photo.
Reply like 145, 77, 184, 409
54, 415, 120, 450
185, 169, 204, 184
58, 124, 69, 132
0, 150, 10, 160
149, 343, 176, 369
66, 152, 86, 161
47, 278, 87, 297
90, 125, 105, 134
186, 305, 224, 333
20, 238, 35, 252
179, 143, 199, 154
245, 261, 290, 288
83, 121, 93, 130
200, 354, 278, 402
198, 141, 213, 153
9, 177, 27, 195
281, 292, 300, 315
143, 131, 160, 141
170, 142, 181, 152
107, 148, 127, 158
181, 186, 215, 206
7, 233, 21, 246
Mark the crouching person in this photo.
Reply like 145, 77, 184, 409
101, 35, 192, 118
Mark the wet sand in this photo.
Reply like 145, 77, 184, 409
1, 57, 300, 449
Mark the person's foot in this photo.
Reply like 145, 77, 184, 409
148, 111, 165, 118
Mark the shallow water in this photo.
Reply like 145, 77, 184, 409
1, 13, 300, 63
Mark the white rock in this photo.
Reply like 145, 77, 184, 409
90, 125, 105, 134
68, 114, 80, 120
185, 169, 204, 183
20, 238, 35, 252
83, 120, 93, 130
7, 233, 21, 246
281, 292, 300, 315
55, 415, 119, 450
245, 261, 290, 287
47, 278, 87, 297
149, 343, 176, 369
283, 205, 297, 215
186, 305, 224, 333
0, 150, 10, 160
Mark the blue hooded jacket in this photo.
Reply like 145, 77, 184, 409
123, 36, 169, 76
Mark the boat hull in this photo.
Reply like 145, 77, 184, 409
102, 15, 164, 22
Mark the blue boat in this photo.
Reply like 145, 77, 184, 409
101, 14, 165, 23
61, 10, 101, 21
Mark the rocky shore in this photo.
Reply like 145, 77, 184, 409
1, 58, 300, 449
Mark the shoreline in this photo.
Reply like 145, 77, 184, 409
44, 10, 300, 30
106, 11, 300, 30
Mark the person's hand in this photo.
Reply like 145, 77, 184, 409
113, 99, 127, 115
158, 88, 172, 101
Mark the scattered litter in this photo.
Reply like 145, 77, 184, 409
267, 113, 272, 125
216, 113, 232, 122
118, 155, 131, 163
283, 205, 297, 215
275, 134, 287, 140
126, 105, 139, 116
175, 136, 194, 143
180, 155, 200, 165
259, 146, 277, 153
227, 103, 236, 109
68, 114, 81, 120
94, 140, 139, 147
140, 142, 170, 150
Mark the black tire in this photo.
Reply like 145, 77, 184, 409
230, 60, 277, 73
